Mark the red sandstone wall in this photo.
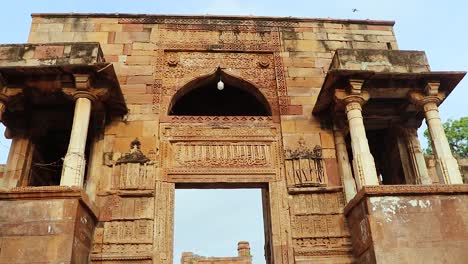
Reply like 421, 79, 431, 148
26, 14, 398, 263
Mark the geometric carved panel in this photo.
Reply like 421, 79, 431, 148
290, 192, 344, 215
105, 197, 154, 220
103, 220, 153, 244
289, 191, 352, 258
291, 214, 347, 238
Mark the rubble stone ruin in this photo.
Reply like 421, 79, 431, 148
180, 241, 252, 264
0, 12, 466, 264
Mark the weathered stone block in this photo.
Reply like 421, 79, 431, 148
331, 49, 430, 72
99, 23, 123, 32
114, 31, 151, 43
283, 39, 323, 51
345, 185, 468, 264
0, 187, 98, 264
36, 23, 64, 32
288, 67, 323, 78
125, 55, 152, 65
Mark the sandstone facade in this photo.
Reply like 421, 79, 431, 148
0, 13, 466, 264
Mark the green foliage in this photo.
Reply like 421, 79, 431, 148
424, 117, 468, 157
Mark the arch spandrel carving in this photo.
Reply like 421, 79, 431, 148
159, 51, 280, 122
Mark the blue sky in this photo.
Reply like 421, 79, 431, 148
0, 1, 466, 263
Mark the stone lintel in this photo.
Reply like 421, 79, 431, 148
90, 254, 153, 261
96, 189, 155, 197
288, 186, 343, 194
343, 184, 468, 215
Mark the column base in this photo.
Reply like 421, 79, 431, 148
436, 157, 463, 184
344, 184, 468, 264
61, 153, 87, 186
0, 186, 98, 264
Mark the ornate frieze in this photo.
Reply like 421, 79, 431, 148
173, 142, 272, 167
161, 125, 280, 182
162, 125, 277, 139
160, 29, 277, 51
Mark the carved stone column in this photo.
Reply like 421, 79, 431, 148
345, 99, 379, 188
60, 75, 95, 187
403, 128, 432, 184
410, 82, 463, 184
335, 79, 379, 189
333, 126, 357, 202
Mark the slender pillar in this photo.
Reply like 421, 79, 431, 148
404, 128, 432, 184
423, 101, 462, 184
60, 95, 93, 187
410, 83, 463, 184
333, 128, 357, 202
345, 98, 379, 188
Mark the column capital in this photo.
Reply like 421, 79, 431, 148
334, 78, 370, 112
409, 91, 442, 106
348, 78, 365, 95
72, 91, 98, 102
408, 81, 446, 110
335, 90, 370, 108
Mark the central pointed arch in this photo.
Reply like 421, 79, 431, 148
168, 69, 272, 116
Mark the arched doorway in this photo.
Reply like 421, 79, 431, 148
157, 67, 291, 264
168, 69, 272, 116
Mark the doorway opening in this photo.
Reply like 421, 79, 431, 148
174, 188, 268, 264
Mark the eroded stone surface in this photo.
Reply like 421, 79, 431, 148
345, 185, 468, 264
